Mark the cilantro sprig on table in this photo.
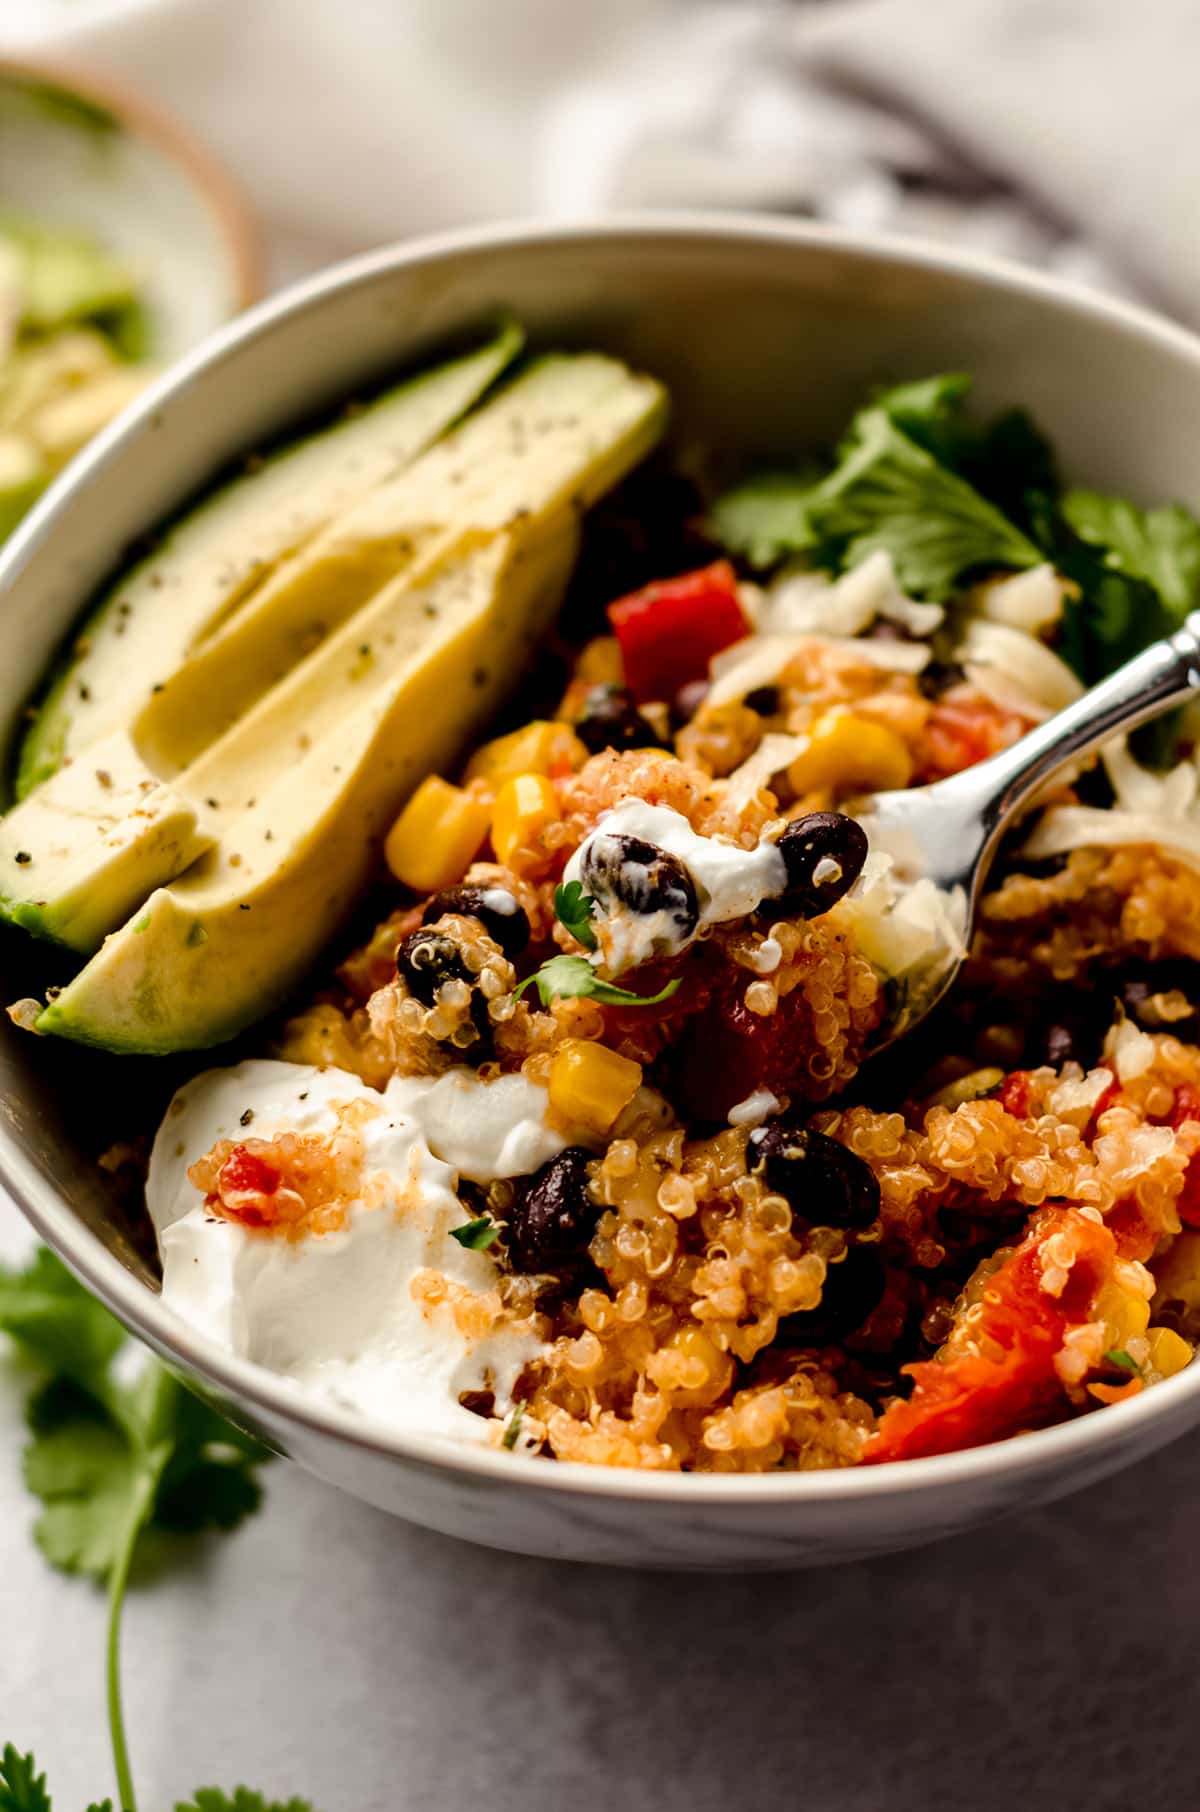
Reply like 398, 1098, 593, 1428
0, 1247, 315, 1812
710, 373, 1200, 760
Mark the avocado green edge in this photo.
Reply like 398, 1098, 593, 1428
10, 317, 525, 804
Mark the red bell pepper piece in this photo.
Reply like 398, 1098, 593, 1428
607, 560, 749, 704
863, 1206, 1118, 1464
1170, 1083, 1200, 1226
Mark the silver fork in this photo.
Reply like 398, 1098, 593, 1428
861, 614, 1200, 1053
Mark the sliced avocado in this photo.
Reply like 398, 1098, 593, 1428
0, 212, 141, 333
0, 432, 46, 541
15, 320, 524, 797
135, 352, 663, 771
0, 352, 668, 952
37, 517, 581, 1052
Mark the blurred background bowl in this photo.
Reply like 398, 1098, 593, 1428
0, 57, 260, 355
3, 216, 1200, 1569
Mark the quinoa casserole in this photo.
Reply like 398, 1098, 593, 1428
8, 337, 1200, 1474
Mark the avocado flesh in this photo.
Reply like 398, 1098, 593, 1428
0, 353, 668, 953
15, 321, 523, 798
134, 352, 660, 773
37, 518, 580, 1052
0, 432, 46, 540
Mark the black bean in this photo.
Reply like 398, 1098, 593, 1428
762, 812, 868, 923
747, 1120, 881, 1231
422, 884, 530, 957
743, 685, 780, 716
671, 678, 710, 725
1026, 983, 1113, 1070
1114, 958, 1200, 1041
579, 832, 699, 943
575, 685, 659, 755
775, 1245, 887, 1347
507, 1147, 597, 1273
396, 929, 470, 1006
918, 660, 967, 699
396, 928, 490, 1043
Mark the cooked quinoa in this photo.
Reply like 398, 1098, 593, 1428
140, 374, 1200, 1471
232, 578, 1200, 1471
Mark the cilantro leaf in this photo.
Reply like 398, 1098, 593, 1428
1, 1247, 274, 1812
553, 880, 597, 951
709, 376, 1042, 597
449, 1217, 500, 1252
0, 1746, 52, 1812
0, 1248, 124, 1400
513, 954, 681, 1009
805, 407, 1043, 600
175, 1792, 314, 1812
708, 468, 821, 568
1063, 491, 1200, 618
1103, 1348, 1141, 1374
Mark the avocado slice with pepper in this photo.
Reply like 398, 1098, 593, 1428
0, 351, 667, 954
36, 518, 580, 1051
15, 320, 524, 798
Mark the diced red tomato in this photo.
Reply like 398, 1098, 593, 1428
917, 690, 1027, 781
863, 1206, 1117, 1464
607, 561, 748, 704
998, 1071, 1035, 1118
672, 978, 816, 1122
1170, 1084, 1200, 1226
218, 1146, 281, 1197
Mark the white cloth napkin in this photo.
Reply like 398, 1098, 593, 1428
0, 0, 1195, 306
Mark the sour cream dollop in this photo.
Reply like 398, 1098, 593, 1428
148, 1060, 565, 1446
564, 799, 786, 973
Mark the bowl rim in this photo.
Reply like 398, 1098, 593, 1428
0, 54, 263, 312
5, 208, 1200, 1508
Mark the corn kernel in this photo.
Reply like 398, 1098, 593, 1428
575, 636, 624, 686
491, 772, 560, 866
466, 720, 584, 786
384, 776, 490, 892
548, 1038, 642, 1135
1147, 1326, 1193, 1378
786, 706, 913, 796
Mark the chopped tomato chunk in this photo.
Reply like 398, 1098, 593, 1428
1170, 1084, 1200, 1226
217, 1145, 281, 1198
917, 689, 1027, 781
863, 1207, 1118, 1464
607, 560, 748, 704
997, 1071, 1034, 1118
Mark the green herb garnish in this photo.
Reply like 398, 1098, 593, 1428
1063, 491, 1200, 620
711, 381, 1042, 599
0, 1247, 315, 1811
450, 1217, 500, 1251
553, 879, 598, 950
1103, 1348, 1141, 1375
513, 953, 681, 1009
501, 1404, 526, 1451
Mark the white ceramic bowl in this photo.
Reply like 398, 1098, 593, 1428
3, 218, 1200, 1570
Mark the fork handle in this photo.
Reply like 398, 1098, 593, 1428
967, 610, 1200, 840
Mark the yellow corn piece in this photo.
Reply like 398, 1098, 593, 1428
786, 706, 913, 796
1146, 1326, 1193, 1378
384, 775, 490, 893
491, 772, 559, 866
575, 636, 624, 686
548, 1038, 642, 1135
466, 720, 583, 787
